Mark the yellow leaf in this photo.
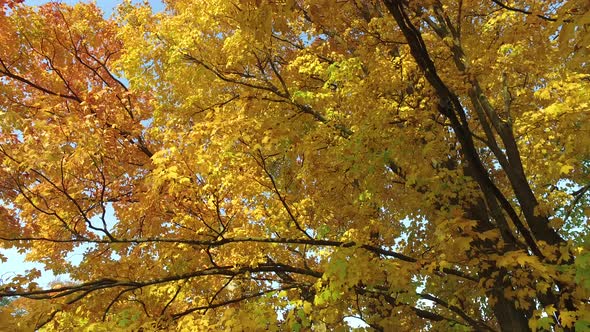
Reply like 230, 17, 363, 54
560, 311, 577, 328
560, 165, 574, 175
303, 301, 312, 315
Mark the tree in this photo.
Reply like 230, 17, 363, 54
0, 0, 589, 330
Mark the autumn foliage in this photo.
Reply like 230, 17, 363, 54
0, 0, 589, 331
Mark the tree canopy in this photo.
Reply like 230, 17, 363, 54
0, 0, 589, 330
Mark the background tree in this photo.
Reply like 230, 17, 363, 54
0, 0, 589, 330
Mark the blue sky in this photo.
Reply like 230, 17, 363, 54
24, 0, 165, 17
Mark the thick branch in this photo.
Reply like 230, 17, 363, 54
0, 263, 322, 299
0, 235, 477, 282
383, 0, 544, 258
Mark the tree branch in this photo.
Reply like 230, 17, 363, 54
490, 0, 558, 22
